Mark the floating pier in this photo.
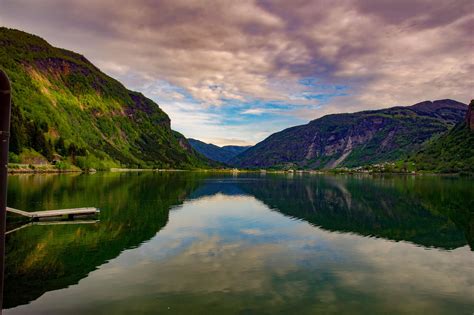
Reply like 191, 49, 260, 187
6, 207, 100, 220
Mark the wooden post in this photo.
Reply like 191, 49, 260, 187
0, 69, 12, 312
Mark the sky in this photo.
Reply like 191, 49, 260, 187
0, 0, 473, 146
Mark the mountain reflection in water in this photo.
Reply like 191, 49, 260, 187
4, 172, 473, 314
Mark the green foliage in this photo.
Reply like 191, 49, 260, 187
0, 27, 208, 170
75, 155, 118, 171
8, 152, 20, 163
54, 161, 72, 170
7, 163, 21, 170
55, 137, 66, 156
18, 148, 48, 164
410, 123, 474, 174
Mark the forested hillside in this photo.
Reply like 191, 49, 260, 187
410, 100, 474, 174
0, 27, 207, 169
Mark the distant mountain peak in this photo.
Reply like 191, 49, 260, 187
409, 99, 467, 112
232, 99, 468, 169
188, 139, 250, 163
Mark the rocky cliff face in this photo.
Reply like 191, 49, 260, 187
232, 99, 467, 169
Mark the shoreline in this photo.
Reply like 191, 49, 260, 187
8, 169, 83, 174
7, 163, 83, 174
7, 166, 471, 177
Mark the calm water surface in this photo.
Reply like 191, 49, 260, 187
4, 172, 474, 314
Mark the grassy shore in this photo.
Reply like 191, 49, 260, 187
8, 163, 472, 176
8, 163, 82, 174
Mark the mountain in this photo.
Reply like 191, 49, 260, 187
0, 28, 208, 169
188, 138, 250, 163
231, 99, 467, 169
409, 100, 474, 174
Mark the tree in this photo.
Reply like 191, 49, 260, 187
9, 101, 28, 154
68, 143, 77, 161
55, 137, 66, 156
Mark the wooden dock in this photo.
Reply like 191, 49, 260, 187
6, 207, 100, 220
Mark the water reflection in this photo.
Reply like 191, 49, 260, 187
234, 175, 474, 250
4, 172, 206, 308
4, 173, 474, 314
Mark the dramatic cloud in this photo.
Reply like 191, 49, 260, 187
1, 0, 472, 144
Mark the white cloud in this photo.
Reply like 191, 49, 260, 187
241, 108, 265, 115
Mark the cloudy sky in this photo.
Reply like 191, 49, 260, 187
1, 0, 473, 145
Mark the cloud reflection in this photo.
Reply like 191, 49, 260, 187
6, 192, 473, 314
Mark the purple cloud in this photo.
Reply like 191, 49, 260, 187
1, 0, 472, 144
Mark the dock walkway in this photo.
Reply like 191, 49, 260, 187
7, 207, 99, 219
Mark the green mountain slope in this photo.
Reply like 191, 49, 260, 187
410, 100, 474, 174
188, 138, 250, 163
0, 27, 207, 169
231, 100, 467, 169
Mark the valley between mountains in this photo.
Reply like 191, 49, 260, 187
1, 27, 472, 174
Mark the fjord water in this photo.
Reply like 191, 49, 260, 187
4, 173, 474, 314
